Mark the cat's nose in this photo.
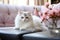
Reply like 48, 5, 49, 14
23, 19, 25, 21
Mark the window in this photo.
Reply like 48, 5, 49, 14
29, 0, 34, 6
9, 0, 27, 6
0, 0, 35, 6
0, 0, 3, 4
9, 0, 34, 6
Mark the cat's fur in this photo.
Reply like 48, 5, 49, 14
14, 11, 48, 31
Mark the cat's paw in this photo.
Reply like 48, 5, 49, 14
13, 27, 20, 30
15, 28, 20, 30
35, 29, 42, 32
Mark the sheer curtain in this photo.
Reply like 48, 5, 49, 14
0, 0, 35, 6
29, 0, 34, 6
0, 0, 3, 4
9, 0, 27, 6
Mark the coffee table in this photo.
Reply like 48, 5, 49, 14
23, 31, 60, 40
0, 27, 41, 40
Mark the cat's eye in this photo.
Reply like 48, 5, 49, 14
21, 17, 24, 19
26, 17, 28, 19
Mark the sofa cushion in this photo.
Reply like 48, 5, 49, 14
0, 4, 8, 13
4, 5, 17, 27
24, 6, 34, 12
16, 6, 25, 11
4, 13, 17, 27
5, 14, 16, 23
0, 4, 8, 27
0, 13, 5, 27
5, 24, 14, 27
0, 23, 5, 27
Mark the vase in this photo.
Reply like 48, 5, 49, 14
48, 17, 60, 37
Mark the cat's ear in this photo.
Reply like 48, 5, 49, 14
18, 10, 23, 14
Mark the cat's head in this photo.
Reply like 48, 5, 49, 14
18, 11, 33, 22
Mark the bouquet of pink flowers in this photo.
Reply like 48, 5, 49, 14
40, 9, 60, 29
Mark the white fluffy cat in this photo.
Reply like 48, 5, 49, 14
14, 11, 48, 31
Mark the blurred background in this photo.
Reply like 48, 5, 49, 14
0, 0, 60, 6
